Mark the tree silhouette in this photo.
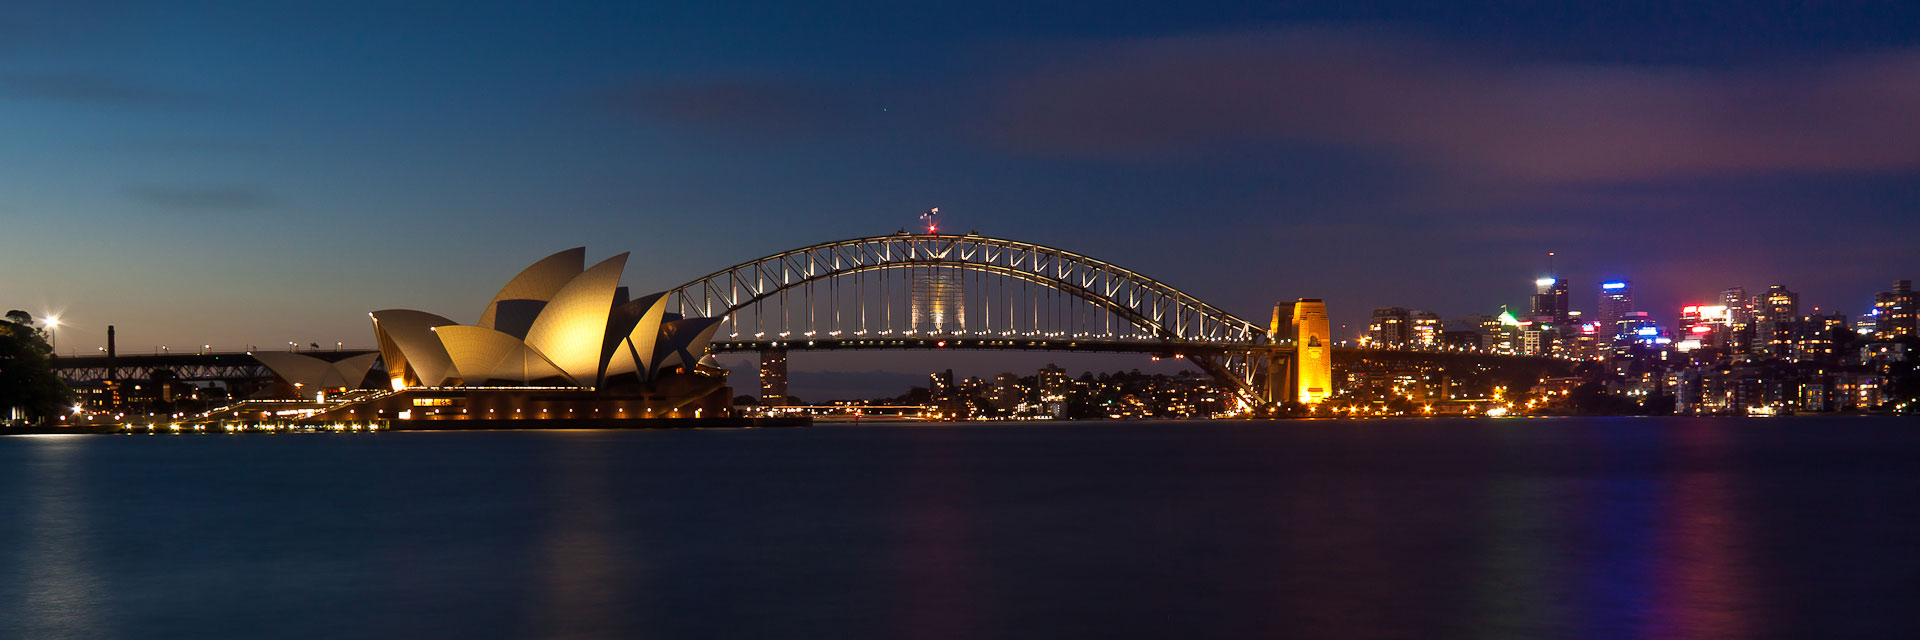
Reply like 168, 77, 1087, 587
1, 310, 75, 424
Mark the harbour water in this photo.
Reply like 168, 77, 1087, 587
4, 417, 1918, 638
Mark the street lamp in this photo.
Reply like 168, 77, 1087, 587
42, 315, 59, 353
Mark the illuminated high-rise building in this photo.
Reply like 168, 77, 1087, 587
759, 348, 788, 406
1796, 313, 1849, 363
1531, 277, 1570, 323
910, 266, 964, 334
1367, 307, 1411, 347
1875, 280, 1915, 337
1292, 299, 1332, 405
1597, 281, 1633, 337
1410, 310, 1442, 348
1723, 286, 1754, 354
1677, 304, 1732, 352
1754, 285, 1800, 359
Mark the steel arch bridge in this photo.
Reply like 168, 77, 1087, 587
666, 233, 1280, 402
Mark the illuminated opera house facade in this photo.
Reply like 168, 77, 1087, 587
274, 248, 737, 426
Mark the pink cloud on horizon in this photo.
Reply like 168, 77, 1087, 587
982, 29, 1920, 184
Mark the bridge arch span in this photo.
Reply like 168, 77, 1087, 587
666, 233, 1266, 344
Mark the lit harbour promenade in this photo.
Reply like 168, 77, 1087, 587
40, 228, 1918, 430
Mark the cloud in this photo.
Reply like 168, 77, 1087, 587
979, 29, 1920, 184
123, 185, 274, 212
0, 71, 181, 106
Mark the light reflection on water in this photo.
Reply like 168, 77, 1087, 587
1, 417, 1917, 638
16, 437, 101, 639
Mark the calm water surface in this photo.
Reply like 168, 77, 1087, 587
4, 417, 1919, 639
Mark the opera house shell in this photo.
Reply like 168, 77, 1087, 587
252, 247, 738, 426
251, 351, 381, 396
369, 247, 726, 391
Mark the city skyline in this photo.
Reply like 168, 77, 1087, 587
6, 2, 1920, 399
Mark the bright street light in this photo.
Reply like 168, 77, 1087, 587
42, 315, 60, 352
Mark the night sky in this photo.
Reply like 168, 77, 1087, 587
5, 2, 1918, 399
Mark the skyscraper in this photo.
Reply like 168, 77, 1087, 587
1531, 277, 1570, 323
1754, 285, 1800, 359
1597, 281, 1633, 337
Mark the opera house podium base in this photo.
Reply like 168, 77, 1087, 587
301, 376, 798, 429
384, 416, 810, 430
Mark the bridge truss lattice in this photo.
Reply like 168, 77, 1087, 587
667, 233, 1275, 402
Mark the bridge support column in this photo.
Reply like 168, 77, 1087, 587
759, 347, 788, 407
1292, 299, 1332, 405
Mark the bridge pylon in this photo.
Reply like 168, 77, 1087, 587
1261, 298, 1331, 407
1291, 299, 1332, 405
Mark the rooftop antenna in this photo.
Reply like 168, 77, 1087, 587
1548, 251, 1556, 278
920, 207, 940, 234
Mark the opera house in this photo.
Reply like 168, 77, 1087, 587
254, 248, 742, 427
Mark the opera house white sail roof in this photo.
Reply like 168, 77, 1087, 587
252, 351, 382, 393
370, 248, 724, 390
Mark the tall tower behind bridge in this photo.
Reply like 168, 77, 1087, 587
1292, 299, 1332, 405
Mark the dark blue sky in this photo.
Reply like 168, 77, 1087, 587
6, 2, 1918, 398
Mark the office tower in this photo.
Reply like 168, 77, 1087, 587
1530, 277, 1571, 324
1597, 281, 1632, 337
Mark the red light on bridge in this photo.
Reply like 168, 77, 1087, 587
936, 340, 946, 348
